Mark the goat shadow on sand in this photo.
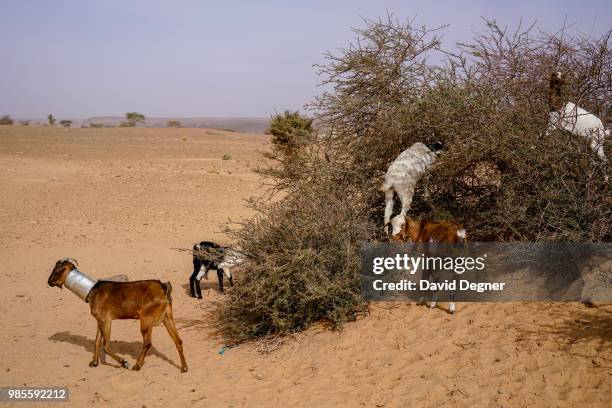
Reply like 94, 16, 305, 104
49, 331, 181, 370
181, 281, 225, 296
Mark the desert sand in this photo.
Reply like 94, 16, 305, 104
0, 126, 610, 407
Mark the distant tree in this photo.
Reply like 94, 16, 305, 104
59, 120, 72, 128
267, 110, 313, 153
48, 113, 56, 126
118, 121, 130, 127
19, 120, 30, 126
167, 120, 182, 128
89, 123, 104, 128
125, 112, 145, 127
0, 114, 14, 125
260, 111, 314, 184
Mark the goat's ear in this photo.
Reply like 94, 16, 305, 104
427, 140, 444, 153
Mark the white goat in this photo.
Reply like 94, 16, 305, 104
382, 141, 444, 234
546, 71, 609, 163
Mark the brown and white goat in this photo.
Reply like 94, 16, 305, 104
391, 217, 467, 313
47, 259, 188, 372
391, 217, 466, 245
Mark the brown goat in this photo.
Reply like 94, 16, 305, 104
391, 217, 466, 244
391, 217, 467, 314
47, 260, 188, 372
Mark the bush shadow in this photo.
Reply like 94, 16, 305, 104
515, 305, 612, 359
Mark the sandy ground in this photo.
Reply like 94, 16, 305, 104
0, 126, 610, 408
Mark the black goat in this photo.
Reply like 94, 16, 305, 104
189, 241, 240, 298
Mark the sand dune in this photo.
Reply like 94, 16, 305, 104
0, 126, 610, 407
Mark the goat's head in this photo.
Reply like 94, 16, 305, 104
389, 216, 406, 241
47, 258, 78, 288
548, 71, 566, 111
427, 140, 444, 155
389, 216, 422, 242
549, 71, 566, 92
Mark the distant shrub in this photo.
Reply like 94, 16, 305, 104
59, 120, 72, 128
19, 120, 30, 126
222, 154, 231, 160
89, 123, 104, 128
47, 113, 56, 126
260, 111, 315, 186
167, 120, 182, 128
267, 111, 313, 154
118, 121, 130, 127
125, 112, 145, 127
0, 115, 14, 125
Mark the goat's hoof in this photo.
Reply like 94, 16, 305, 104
132, 365, 141, 371
89, 360, 98, 367
181, 366, 188, 373
120, 360, 130, 369
196, 295, 202, 299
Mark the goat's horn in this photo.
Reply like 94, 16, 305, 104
60, 257, 78, 267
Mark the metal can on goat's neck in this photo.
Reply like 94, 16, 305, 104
64, 269, 97, 301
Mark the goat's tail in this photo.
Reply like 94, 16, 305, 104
380, 182, 393, 192
456, 229, 468, 246
456, 229, 466, 241
164, 281, 173, 305
456, 229, 468, 261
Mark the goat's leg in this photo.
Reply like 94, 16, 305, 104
429, 292, 438, 309
590, 134, 607, 162
189, 269, 199, 298
540, 112, 558, 140
133, 321, 153, 371
397, 187, 415, 220
226, 268, 234, 287
195, 277, 203, 299
449, 290, 456, 314
100, 320, 129, 368
162, 306, 188, 372
194, 268, 208, 299
429, 276, 438, 309
217, 269, 225, 293
89, 324, 102, 367
383, 187, 395, 234
418, 267, 430, 305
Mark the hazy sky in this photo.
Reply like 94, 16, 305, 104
1, 0, 610, 118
